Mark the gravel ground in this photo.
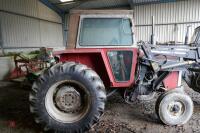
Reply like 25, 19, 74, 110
0, 81, 200, 133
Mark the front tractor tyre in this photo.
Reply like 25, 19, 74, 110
156, 92, 193, 126
29, 62, 106, 132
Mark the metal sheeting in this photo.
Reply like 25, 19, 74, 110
49, 0, 175, 11
49, 0, 130, 11
135, 0, 200, 25
0, 0, 63, 48
135, 23, 200, 43
0, 12, 41, 47
130, 0, 177, 5
40, 20, 63, 47
0, 0, 38, 17
131, 0, 159, 3
74, 0, 129, 9
134, 0, 200, 43
0, 0, 62, 22
38, 1, 62, 23
0, 12, 63, 48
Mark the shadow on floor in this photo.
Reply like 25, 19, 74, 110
0, 82, 40, 133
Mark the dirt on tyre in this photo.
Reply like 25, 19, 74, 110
155, 92, 193, 126
29, 62, 107, 132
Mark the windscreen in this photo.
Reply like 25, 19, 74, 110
79, 18, 133, 46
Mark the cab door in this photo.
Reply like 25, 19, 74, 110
107, 51, 133, 81
103, 48, 138, 87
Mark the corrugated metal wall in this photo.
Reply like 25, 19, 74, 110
134, 0, 200, 43
0, 0, 63, 50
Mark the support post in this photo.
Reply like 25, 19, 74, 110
39, 0, 67, 47
0, 21, 5, 55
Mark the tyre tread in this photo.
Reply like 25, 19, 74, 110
29, 62, 106, 132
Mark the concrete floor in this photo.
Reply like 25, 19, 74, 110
1, 81, 200, 133
0, 82, 40, 133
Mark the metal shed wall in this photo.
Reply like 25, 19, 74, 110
0, 0, 63, 50
134, 0, 200, 43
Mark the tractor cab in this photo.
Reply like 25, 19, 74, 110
67, 10, 135, 49
57, 10, 138, 85
75, 11, 136, 82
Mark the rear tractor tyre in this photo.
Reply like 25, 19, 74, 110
155, 92, 193, 126
29, 62, 106, 132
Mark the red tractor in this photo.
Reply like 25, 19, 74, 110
29, 10, 200, 132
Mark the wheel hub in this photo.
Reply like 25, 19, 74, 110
168, 101, 184, 117
55, 86, 81, 113
172, 105, 180, 113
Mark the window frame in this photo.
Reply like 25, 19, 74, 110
76, 15, 136, 48
107, 50, 133, 82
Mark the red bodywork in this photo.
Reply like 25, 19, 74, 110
55, 48, 138, 88
163, 71, 179, 90
54, 48, 179, 90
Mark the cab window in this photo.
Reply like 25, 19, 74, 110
107, 51, 133, 81
79, 18, 133, 46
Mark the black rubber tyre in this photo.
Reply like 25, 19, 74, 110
155, 91, 172, 117
29, 62, 106, 132
155, 89, 185, 117
155, 92, 193, 125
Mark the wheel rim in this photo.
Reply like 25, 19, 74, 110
45, 80, 90, 123
167, 101, 185, 118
